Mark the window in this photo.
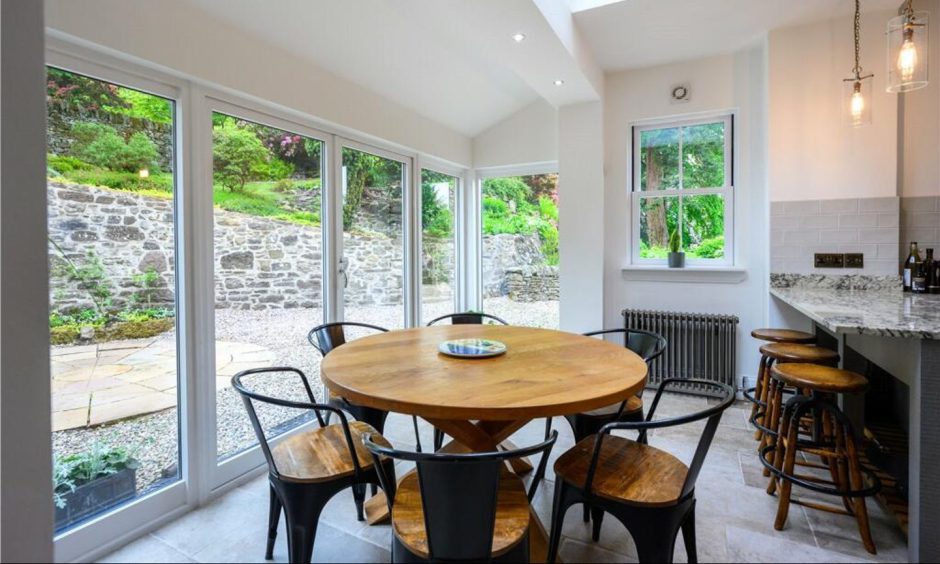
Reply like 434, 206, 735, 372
632, 115, 733, 265
420, 169, 458, 323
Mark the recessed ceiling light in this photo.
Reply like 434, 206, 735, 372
512, 33, 526, 43
553, 79, 565, 86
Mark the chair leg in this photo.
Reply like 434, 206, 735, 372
590, 507, 605, 542
433, 428, 444, 451
544, 417, 553, 440
352, 483, 366, 522
412, 416, 423, 453
266, 484, 281, 560
680, 503, 697, 564
547, 481, 578, 564
276, 482, 335, 564
752, 355, 768, 440
844, 426, 877, 554
618, 512, 680, 564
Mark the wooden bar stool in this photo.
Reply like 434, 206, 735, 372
752, 343, 839, 465
761, 363, 879, 554
746, 329, 816, 441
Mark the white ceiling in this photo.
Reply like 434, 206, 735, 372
182, 0, 545, 137
573, 0, 902, 71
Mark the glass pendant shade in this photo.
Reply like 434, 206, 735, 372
887, 11, 929, 92
844, 76, 873, 127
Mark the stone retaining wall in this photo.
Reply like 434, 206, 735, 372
48, 182, 551, 313
506, 266, 559, 302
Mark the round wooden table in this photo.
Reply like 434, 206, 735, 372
321, 324, 648, 562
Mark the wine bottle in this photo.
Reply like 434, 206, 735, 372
903, 241, 921, 292
929, 249, 940, 294
913, 257, 928, 293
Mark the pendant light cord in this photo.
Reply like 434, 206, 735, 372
853, 0, 863, 78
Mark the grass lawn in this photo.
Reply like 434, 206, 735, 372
212, 180, 320, 226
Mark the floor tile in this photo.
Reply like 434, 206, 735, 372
97, 535, 195, 563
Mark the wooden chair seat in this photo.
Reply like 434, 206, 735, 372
751, 328, 816, 343
771, 363, 868, 394
580, 395, 643, 418
271, 420, 391, 483
391, 468, 530, 559
759, 342, 839, 364
555, 435, 687, 507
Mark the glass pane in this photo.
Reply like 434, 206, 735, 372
682, 122, 725, 188
481, 174, 559, 328
683, 194, 725, 259
342, 147, 405, 329
420, 170, 457, 324
639, 196, 679, 258
639, 127, 679, 191
211, 112, 325, 460
47, 67, 179, 532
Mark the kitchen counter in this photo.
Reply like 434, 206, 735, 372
770, 286, 940, 340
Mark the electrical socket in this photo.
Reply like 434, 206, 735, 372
844, 253, 864, 268
814, 253, 845, 268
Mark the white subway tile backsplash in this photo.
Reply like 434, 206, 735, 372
820, 199, 859, 214
819, 228, 859, 243
784, 229, 820, 244
838, 213, 878, 228
858, 228, 899, 244
909, 212, 940, 228
901, 196, 939, 212
770, 202, 786, 217
783, 200, 821, 216
877, 213, 900, 227
858, 197, 900, 214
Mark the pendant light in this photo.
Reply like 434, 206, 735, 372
886, 0, 929, 92
844, 0, 874, 127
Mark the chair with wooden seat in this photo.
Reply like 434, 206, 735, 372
549, 328, 666, 523
745, 328, 816, 441
426, 311, 509, 326
761, 363, 879, 554
363, 431, 558, 563
308, 321, 424, 452
231, 367, 396, 564
427, 313, 510, 452
547, 378, 735, 564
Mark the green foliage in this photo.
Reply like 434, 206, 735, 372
252, 156, 294, 182
48, 307, 173, 345
212, 121, 270, 193
129, 269, 163, 309
421, 171, 454, 238
53, 441, 139, 508
47, 68, 126, 113
108, 88, 173, 124
481, 176, 559, 266
47, 154, 93, 175
689, 236, 725, 259
482, 177, 532, 203
49, 244, 113, 316
342, 149, 401, 230
62, 167, 173, 193
69, 122, 159, 173
213, 182, 320, 226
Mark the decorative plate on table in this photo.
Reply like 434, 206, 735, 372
438, 339, 507, 358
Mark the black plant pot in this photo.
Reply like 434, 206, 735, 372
55, 466, 137, 530
668, 252, 685, 268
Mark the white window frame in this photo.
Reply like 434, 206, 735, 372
473, 162, 559, 312
44, 31, 474, 563
630, 113, 734, 267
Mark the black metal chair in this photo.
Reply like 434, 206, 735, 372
427, 313, 510, 451
548, 379, 735, 564
547, 328, 666, 522
308, 321, 425, 453
363, 431, 558, 563
231, 367, 396, 564
426, 311, 509, 326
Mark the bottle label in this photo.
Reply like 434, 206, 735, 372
904, 269, 912, 287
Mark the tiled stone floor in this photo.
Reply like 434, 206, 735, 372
51, 339, 274, 431
99, 395, 909, 563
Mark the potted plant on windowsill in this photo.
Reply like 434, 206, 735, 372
668, 229, 685, 268
53, 442, 139, 530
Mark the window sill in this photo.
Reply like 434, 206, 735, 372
620, 265, 748, 284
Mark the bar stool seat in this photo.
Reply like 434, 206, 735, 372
750, 328, 816, 343
758, 343, 840, 365
771, 363, 869, 394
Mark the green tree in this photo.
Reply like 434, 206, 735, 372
342, 149, 401, 230
47, 68, 127, 113
421, 171, 454, 238
212, 122, 270, 192
70, 123, 159, 173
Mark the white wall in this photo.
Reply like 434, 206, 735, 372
558, 101, 604, 332
1, 1, 55, 561
603, 46, 769, 385
472, 99, 558, 169
900, 0, 940, 198
769, 9, 899, 202
43, 0, 472, 167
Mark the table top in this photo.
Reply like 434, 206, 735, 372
770, 287, 940, 340
320, 325, 648, 421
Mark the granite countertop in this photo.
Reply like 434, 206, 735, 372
770, 286, 940, 340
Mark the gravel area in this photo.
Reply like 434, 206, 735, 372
52, 297, 559, 502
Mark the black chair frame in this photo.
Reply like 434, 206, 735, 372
364, 431, 558, 563
232, 367, 396, 564
425, 311, 509, 326
547, 378, 735, 564
308, 321, 424, 454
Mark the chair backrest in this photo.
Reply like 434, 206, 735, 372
364, 432, 557, 561
231, 367, 361, 482
426, 312, 509, 326
587, 379, 734, 503
583, 328, 667, 364
307, 321, 388, 357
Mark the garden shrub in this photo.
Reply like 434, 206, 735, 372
98, 318, 175, 341
482, 177, 532, 203
690, 236, 725, 258
50, 326, 81, 345
70, 123, 159, 173
64, 168, 173, 192
48, 154, 93, 175
212, 122, 270, 192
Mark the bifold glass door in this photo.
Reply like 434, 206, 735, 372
46, 66, 182, 534
420, 169, 460, 323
